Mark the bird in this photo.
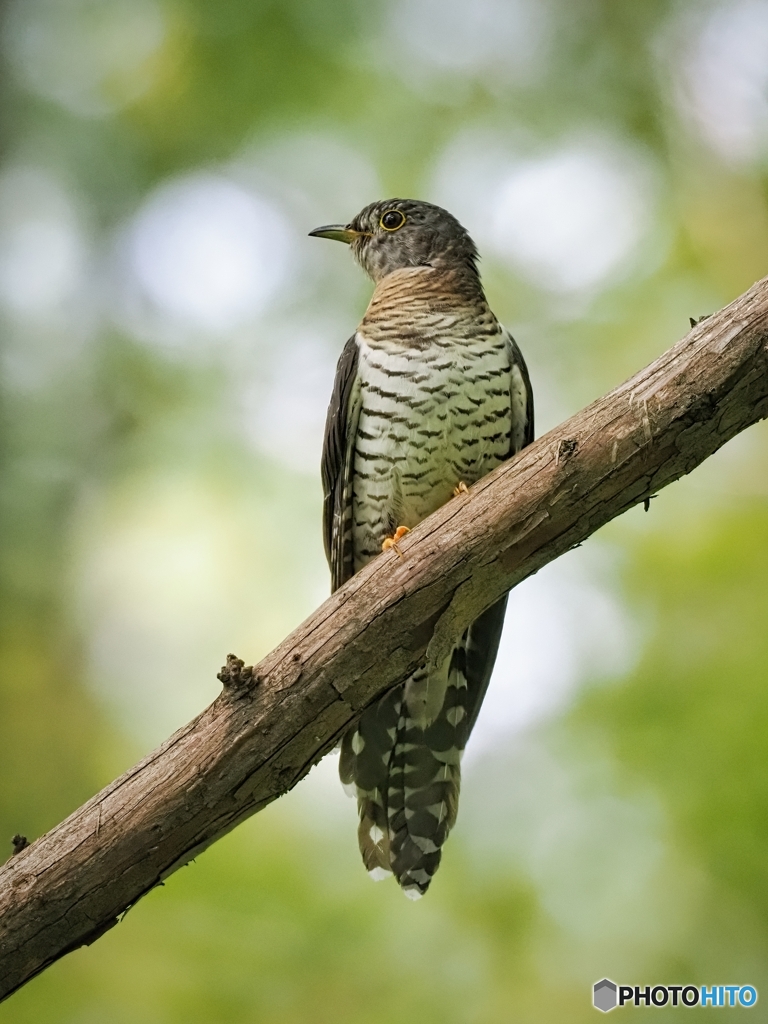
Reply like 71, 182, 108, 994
310, 199, 533, 899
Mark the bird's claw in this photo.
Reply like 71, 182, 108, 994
382, 525, 410, 558
452, 481, 469, 497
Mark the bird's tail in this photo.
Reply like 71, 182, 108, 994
339, 597, 507, 897
339, 686, 402, 879
387, 645, 469, 898
339, 643, 471, 898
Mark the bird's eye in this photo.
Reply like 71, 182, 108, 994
380, 209, 406, 232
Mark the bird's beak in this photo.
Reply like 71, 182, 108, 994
308, 224, 361, 244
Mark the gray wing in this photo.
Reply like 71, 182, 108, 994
321, 334, 361, 592
463, 330, 535, 735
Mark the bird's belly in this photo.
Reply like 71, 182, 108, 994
352, 335, 512, 570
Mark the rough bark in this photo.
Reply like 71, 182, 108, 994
1, 278, 768, 1001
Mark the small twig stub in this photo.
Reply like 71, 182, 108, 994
11, 835, 28, 856
217, 654, 256, 690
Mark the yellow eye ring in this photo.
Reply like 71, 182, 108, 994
380, 209, 406, 231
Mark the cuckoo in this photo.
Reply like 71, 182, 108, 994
310, 199, 534, 899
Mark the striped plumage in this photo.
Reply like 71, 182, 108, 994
313, 199, 533, 898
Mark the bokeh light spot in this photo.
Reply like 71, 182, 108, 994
384, 0, 552, 88
0, 167, 86, 317
127, 174, 292, 332
491, 147, 652, 293
4, 0, 166, 117
676, 0, 768, 166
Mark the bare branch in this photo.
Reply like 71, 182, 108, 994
2, 278, 767, 1002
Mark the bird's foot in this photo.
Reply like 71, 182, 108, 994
452, 481, 469, 497
382, 526, 410, 558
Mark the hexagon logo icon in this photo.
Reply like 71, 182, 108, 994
593, 979, 618, 1012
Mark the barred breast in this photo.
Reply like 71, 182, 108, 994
351, 326, 516, 571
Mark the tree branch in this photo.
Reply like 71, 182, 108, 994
2, 278, 768, 1002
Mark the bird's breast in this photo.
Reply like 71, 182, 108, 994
351, 329, 513, 570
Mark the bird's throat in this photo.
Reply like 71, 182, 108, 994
361, 266, 493, 343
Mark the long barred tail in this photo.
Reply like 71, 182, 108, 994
339, 597, 507, 898
340, 648, 469, 898
387, 647, 469, 898
339, 687, 403, 879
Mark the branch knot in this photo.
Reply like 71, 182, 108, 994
11, 835, 28, 856
556, 437, 579, 464
217, 654, 257, 693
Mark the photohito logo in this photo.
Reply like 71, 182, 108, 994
592, 979, 758, 1011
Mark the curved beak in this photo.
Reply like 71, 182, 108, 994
308, 224, 360, 244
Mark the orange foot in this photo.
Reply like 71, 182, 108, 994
382, 526, 410, 558
453, 481, 469, 497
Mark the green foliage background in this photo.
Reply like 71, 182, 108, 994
1, 0, 767, 1019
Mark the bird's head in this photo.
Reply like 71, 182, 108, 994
309, 199, 479, 283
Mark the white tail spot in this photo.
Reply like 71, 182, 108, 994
445, 706, 466, 726
368, 867, 392, 882
351, 732, 365, 755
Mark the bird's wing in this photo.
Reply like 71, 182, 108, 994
321, 334, 362, 592
506, 329, 535, 452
